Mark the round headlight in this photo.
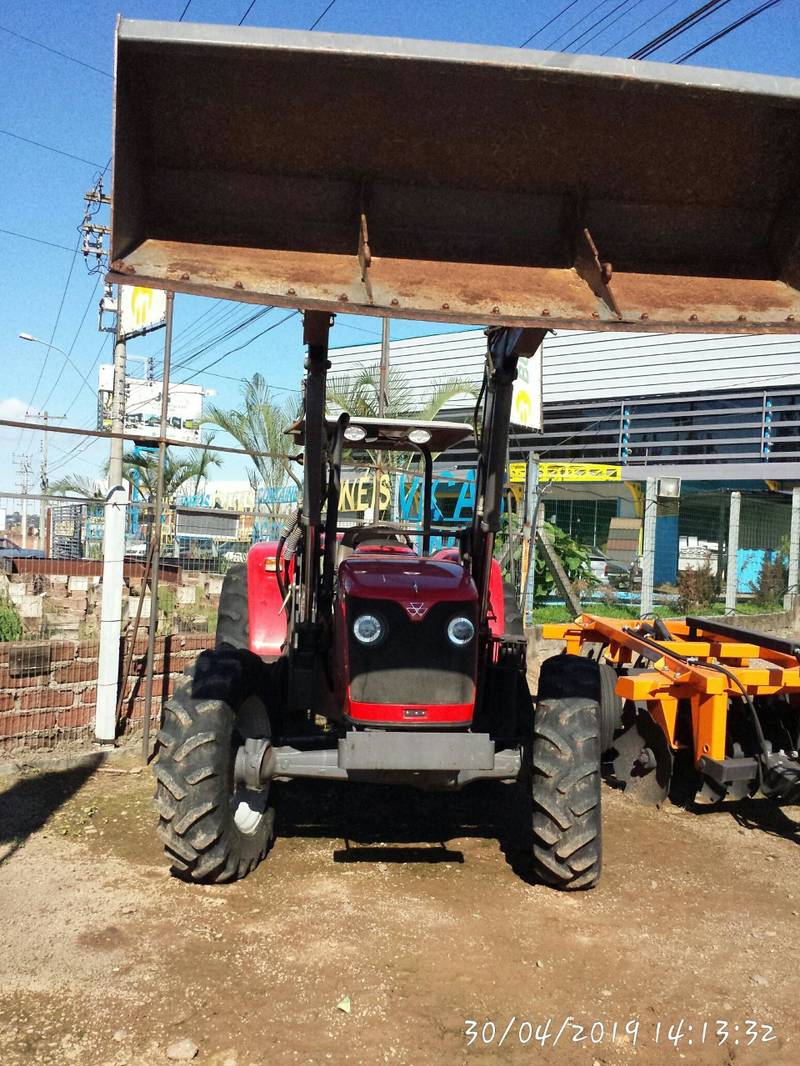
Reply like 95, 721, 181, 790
353, 613, 384, 645
447, 616, 474, 646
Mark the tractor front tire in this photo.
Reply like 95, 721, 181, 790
154, 649, 274, 882
530, 696, 602, 890
216, 563, 249, 651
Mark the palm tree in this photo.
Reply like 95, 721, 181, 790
326, 364, 477, 423
326, 364, 478, 521
121, 447, 221, 502
205, 374, 301, 525
49, 474, 105, 499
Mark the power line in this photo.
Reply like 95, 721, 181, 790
674, 0, 783, 62
600, 0, 683, 53
239, 1, 258, 25
0, 128, 103, 168
571, 0, 652, 51
39, 277, 102, 411
0, 227, 77, 254
23, 236, 82, 419
309, 0, 339, 31
520, 1, 584, 47
561, 0, 637, 51
629, 0, 735, 59
178, 311, 300, 384
545, 0, 618, 49
0, 23, 112, 78
178, 1, 193, 20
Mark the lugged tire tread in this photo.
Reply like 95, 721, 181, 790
153, 647, 274, 883
531, 696, 602, 890
216, 564, 249, 651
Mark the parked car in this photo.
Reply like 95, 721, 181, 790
0, 536, 44, 560
588, 547, 638, 589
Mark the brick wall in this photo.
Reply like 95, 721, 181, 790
0, 633, 215, 753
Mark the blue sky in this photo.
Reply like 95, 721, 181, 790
1, 0, 798, 492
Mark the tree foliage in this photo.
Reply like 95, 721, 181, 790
533, 522, 593, 602
205, 374, 301, 520
326, 364, 476, 422
121, 447, 221, 503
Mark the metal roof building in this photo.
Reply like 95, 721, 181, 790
329, 329, 800, 480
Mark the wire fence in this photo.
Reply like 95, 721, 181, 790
516, 481, 797, 626
0, 476, 797, 754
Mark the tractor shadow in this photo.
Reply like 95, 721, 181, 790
275, 778, 521, 868
0, 755, 103, 866
719, 799, 799, 844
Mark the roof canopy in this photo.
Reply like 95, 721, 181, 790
110, 20, 800, 333
287, 416, 473, 454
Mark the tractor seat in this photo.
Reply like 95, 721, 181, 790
336, 523, 413, 567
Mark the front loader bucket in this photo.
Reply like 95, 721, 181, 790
109, 20, 800, 333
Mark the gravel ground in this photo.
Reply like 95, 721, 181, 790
0, 749, 798, 1066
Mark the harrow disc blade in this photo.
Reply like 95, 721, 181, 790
611, 711, 673, 807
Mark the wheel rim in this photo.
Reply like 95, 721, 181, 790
231, 785, 269, 835
230, 694, 271, 835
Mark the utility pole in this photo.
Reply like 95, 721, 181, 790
725, 490, 741, 616
375, 317, 390, 520
640, 478, 657, 619
786, 486, 800, 612
521, 452, 540, 626
13, 454, 32, 549
142, 291, 175, 761
95, 303, 128, 744
26, 409, 66, 541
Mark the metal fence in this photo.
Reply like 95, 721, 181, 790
515, 480, 797, 625
0, 476, 797, 753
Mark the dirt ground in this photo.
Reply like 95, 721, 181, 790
0, 748, 798, 1066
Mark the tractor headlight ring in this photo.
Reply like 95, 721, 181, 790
353, 613, 385, 645
447, 616, 474, 646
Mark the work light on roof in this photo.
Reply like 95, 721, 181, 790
344, 424, 367, 442
408, 428, 432, 445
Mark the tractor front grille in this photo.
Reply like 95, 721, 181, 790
347, 597, 477, 707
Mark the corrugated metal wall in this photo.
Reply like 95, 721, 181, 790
329, 328, 800, 406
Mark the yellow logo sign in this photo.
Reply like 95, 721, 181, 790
508, 461, 621, 483
119, 285, 167, 338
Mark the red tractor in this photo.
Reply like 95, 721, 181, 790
155, 318, 604, 889
109, 20, 800, 892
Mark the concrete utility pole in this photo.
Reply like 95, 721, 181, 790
725, 490, 742, 616
639, 478, 657, 619
786, 486, 800, 611
521, 452, 540, 625
142, 291, 175, 760
95, 307, 128, 744
374, 317, 390, 520
25, 408, 66, 534
13, 454, 32, 549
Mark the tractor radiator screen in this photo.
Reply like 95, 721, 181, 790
347, 599, 477, 707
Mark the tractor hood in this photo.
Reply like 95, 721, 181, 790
339, 555, 476, 615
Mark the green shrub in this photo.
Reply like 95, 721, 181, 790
677, 564, 716, 613
0, 596, 23, 642
750, 551, 787, 608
